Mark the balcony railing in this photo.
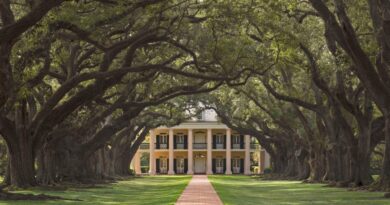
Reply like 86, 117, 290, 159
232, 144, 242, 149
144, 142, 257, 150
140, 143, 149, 149
193, 143, 207, 149
176, 143, 185, 149
215, 144, 224, 149
156, 143, 168, 149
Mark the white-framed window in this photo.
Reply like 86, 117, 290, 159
215, 134, 224, 149
160, 158, 168, 174
177, 158, 185, 174
196, 111, 204, 120
216, 135, 224, 144
216, 158, 224, 174
232, 135, 240, 144
160, 134, 168, 149
160, 135, 168, 144
177, 135, 184, 144
232, 158, 241, 173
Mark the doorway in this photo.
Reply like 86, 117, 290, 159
194, 157, 206, 174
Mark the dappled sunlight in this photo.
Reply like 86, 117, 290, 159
209, 176, 390, 205
0, 176, 191, 205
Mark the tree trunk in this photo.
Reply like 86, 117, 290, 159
308, 147, 326, 182
7, 141, 35, 187
355, 125, 373, 186
380, 116, 390, 190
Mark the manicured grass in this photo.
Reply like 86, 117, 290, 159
0, 176, 191, 205
209, 175, 390, 205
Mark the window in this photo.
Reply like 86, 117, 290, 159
176, 134, 185, 149
216, 159, 224, 168
216, 158, 224, 174
216, 135, 224, 144
232, 135, 240, 144
232, 158, 241, 174
160, 158, 168, 174
177, 158, 185, 174
160, 134, 168, 149
177, 135, 184, 144
160, 135, 168, 144
196, 111, 203, 120
215, 134, 224, 149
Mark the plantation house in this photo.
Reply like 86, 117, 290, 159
132, 110, 271, 175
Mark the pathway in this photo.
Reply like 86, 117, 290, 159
176, 175, 223, 205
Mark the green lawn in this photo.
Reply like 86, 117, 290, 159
209, 175, 390, 205
0, 176, 191, 205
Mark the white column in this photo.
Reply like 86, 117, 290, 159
168, 128, 175, 175
244, 135, 251, 175
258, 147, 262, 174
207, 128, 213, 174
225, 129, 232, 174
134, 151, 142, 175
264, 150, 271, 168
149, 130, 156, 175
187, 129, 194, 174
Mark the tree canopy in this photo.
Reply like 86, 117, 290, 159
0, 0, 390, 193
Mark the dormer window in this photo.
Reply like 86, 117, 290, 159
196, 111, 204, 121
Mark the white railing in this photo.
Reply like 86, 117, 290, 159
176, 144, 185, 149
233, 167, 241, 174
160, 144, 168, 149
193, 143, 207, 149
216, 144, 224, 149
232, 144, 241, 149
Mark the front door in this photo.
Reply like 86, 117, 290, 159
194, 157, 206, 174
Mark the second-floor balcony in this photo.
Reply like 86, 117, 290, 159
193, 143, 207, 149
157, 143, 168, 149
215, 143, 224, 149
232, 144, 242, 149
141, 142, 258, 150
176, 143, 185, 149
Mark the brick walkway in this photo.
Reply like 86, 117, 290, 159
176, 175, 223, 205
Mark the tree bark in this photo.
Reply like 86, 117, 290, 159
380, 116, 390, 189
7, 140, 35, 187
